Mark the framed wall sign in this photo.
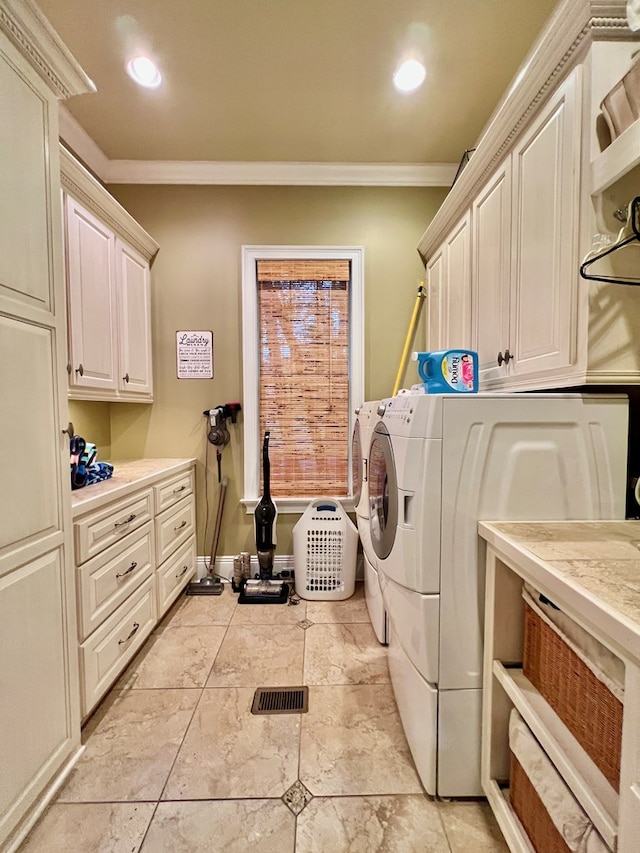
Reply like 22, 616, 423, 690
176, 330, 214, 379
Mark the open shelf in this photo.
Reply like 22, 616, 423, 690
493, 661, 618, 850
591, 119, 640, 195
484, 779, 536, 853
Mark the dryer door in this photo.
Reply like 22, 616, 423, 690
369, 423, 397, 560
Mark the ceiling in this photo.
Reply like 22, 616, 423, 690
39, 0, 558, 177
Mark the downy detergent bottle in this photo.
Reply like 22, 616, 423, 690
412, 350, 479, 393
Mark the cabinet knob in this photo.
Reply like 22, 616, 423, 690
76, 363, 84, 377
61, 422, 75, 439
497, 350, 514, 366
123, 373, 130, 383
497, 351, 504, 366
66, 362, 72, 375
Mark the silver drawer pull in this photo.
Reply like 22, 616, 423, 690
114, 513, 137, 528
115, 561, 138, 579
176, 565, 189, 578
172, 485, 186, 494
118, 622, 140, 645
174, 520, 187, 532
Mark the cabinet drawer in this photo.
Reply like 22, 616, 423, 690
156, 537, 197, 617
155, 495, 195, 565
80, 576, 156, 717
77, 521, 155, 641
154, 469, 194, 515
75, 490, 153, 565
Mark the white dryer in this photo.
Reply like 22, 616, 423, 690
368, 392, 628, 796
352, 400, 386, 643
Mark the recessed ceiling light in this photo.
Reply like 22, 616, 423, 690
393, 59, 426, 93
126, 55, 162, 89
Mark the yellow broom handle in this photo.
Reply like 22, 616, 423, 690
392, 283, 427, 397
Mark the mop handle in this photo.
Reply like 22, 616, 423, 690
392, 283, 426, 396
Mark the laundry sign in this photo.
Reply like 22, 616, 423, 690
176, 330, 214, 379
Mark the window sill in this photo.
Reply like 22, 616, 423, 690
241, 497, 355, 515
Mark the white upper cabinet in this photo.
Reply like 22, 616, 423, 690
472, 161, 512, 384
60, 147, 158, 402
425, 213, 471, 352
65, 194, 119, 392
419, 0, 640, 392
508, 68, 581, 384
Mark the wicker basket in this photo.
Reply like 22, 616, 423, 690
523, 602, 622, 791
510, 752, 571, 853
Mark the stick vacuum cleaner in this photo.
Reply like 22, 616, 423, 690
238, 430, 289, 604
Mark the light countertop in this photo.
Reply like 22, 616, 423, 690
71, 458, 196, 517
479, 520, 640, 665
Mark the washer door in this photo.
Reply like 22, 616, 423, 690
352, 419, 362, 509
369, 422, 397, 560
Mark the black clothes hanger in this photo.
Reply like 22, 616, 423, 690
580, 196, 640, 286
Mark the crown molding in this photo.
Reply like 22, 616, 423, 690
59, 144, 159, 261
417, 0, 632, 259
57, 107, 456, 187
0, 0, 94, 98
104, 159, 457, 187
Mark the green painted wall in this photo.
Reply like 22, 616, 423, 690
76, 184, 447, 558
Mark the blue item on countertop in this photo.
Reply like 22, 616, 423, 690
412, 350, 479, 394
85, 462, 114, 485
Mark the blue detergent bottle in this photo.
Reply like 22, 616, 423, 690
412, 350, 479, 393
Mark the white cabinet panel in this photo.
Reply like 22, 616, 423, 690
65, 195, 118, 392
425, 248, 444, 352
444, 213, 472, 350
472, 162, 512, 385
0, 551, 75, 842
116, 239, 153, 396
0, 43, 50, 315
510, 68, 580, 380
0, 317, 60, 559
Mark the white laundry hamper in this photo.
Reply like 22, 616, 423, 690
293, 498, 358, 600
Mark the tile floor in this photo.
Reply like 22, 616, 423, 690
19, 584, 509, 852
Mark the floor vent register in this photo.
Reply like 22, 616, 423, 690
251, 686, 309, 715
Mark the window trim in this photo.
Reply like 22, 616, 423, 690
241, 245, 364, 514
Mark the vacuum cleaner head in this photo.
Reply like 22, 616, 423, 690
186, 576, 224, 596
238, 578, 289, 605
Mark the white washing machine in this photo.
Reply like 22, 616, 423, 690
352, 400, 386, 643
368, 392, 628, 796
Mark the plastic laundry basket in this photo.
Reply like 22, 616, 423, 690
293, 498, 358, 601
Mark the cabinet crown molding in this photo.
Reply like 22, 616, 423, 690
60, 145, 160, 262
0, 0, 93, 98
417, 0, 632, 260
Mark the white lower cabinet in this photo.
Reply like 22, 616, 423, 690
72, 460, 196, 717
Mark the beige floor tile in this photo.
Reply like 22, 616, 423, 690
304, 622, 389, 685
141, 800, 295, 852
305, 582, 371, 623
57, 690, 199, 802
438, 800, 509, 852
296, 795, 449, 853
117, 625, 227, 689
230, 598, 306, 625
206, 625, 304, 687
18, 803, 155, 852
159, 589, 237, 627
299, 684, 423, 796
163, 687, 300, 799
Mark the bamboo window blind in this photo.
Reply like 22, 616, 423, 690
257, 259, 350, 497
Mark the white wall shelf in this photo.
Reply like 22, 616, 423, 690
591, 118, 640, 195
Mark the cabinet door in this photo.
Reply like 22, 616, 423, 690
425, 247, 444, 352
472, 162, 512, 385
0, 26, 80, 847
510, 68, 581, 380
65, 195, 118, 393
443, 213, 472, 350
116, 239, 153, 397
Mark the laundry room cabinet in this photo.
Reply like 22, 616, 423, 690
0, 2, 93, 849
425, 211, 472, 352
419, 2, 640, 392
72, 459, 196, 717
61, 147, 158, 402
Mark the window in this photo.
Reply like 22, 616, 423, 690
242, 246, 364, 512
